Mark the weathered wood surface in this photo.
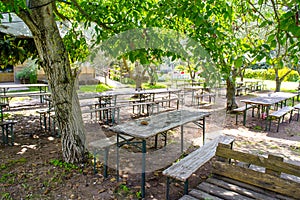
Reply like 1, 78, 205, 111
110, 109, 210, 139
162, 135, 234, 181
294, 103, 300, 109
215, 145, 300, 177
212, 161, 300, 198
188, 189, 222, 200
81, 106, 121, 114
206, 177, 275, 200
269, 106, 294, 118
197, 181, 253, 200
233, 104, 253, 112
213, 175, 295, 200
178, 195, 199, 200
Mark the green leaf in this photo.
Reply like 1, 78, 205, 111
271, 40, 277, 48
267, 34, 275, 43
234, 57, 243, 68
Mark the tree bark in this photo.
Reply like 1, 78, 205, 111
226, 78, 238, 111
18, 1, 86, 163
274, 69, 281, 92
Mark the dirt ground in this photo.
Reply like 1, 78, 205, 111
1, 89, 300, 200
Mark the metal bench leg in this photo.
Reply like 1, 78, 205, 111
93, 153, 97, 174
235, 113, 239, 125
184, 179, 189, 194
9, 123, 14, 146
289, 110, 293, 123
104, 147, 109, 178
166, 177, 170, 200
1, 125, 5, 144
155, 134, 158, 149
276, 118, 280, 132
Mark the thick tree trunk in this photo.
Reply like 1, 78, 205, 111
18, 1, 86, 163
226, 78, 238, 111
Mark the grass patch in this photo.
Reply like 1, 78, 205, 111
1, 158, 27, 171
253, 125, 263, 131
142, 83, 167, 89
79, 83, 113, 93
49, 159, 81, 172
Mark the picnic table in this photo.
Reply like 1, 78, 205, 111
0, 83, 49, 104
184, 86, 212, 105
109, 109, 211, 198
240, 92, 298, 130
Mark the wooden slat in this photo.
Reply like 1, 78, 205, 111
269, 106, 293, 118
215, 145, 300, 177
213, 175, 294, 200
162, 135, 235, 181
233, 105, 253, 112
206, 177, 276, 200
197, 182, 253, 200
212, 161, 300, 198
189, 188, 223, 200
178, 195, 199, 200
294, 103, 300, 109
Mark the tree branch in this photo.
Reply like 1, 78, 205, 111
69, 0, 113, 30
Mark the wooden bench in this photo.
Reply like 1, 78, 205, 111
132, 101, 156, 116
294, 103, 300, 121
232, 104, 256, 125
0, 91, 51, 104
235, 86, 246, 96
89, 134, 134, 177
36, 108, 54, 131
1, 120, 17, 145
81, 106, 121, 124
180, 143, 300, 200
162, 135, 235, 200
154, 97, 179, 111
268, 106, 294, 132
194, 93, 216, 105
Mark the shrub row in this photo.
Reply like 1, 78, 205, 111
244, 67, 299, 82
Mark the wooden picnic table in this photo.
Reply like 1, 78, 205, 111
184, 86, 211, 105
109, 109, 211, 198
0, 83, 49, 104
240, 92, 297, 130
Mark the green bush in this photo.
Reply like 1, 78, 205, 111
244, 67, 299, 82
16, 59, 38, 83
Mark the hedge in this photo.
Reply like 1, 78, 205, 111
244, 67, 299, 82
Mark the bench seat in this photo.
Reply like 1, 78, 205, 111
179, 142, 300, 200
268, 106, 293, 132
232, 104, 256, 125
194, 93, 216, 105
81, 106, 121, 124
294, 103, 300, 121
163, 135, 235, 200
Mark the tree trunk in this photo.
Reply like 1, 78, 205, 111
274, 69, 281, 92
18, 1, 86, 163
226, 78, 238, 111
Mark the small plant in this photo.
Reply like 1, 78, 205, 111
16, 58, 38, 84
253, 125, 262, 131
1, 192, 13, 200
49, 159, 79, 171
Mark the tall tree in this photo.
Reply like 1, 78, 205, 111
0, 0, 158, 163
